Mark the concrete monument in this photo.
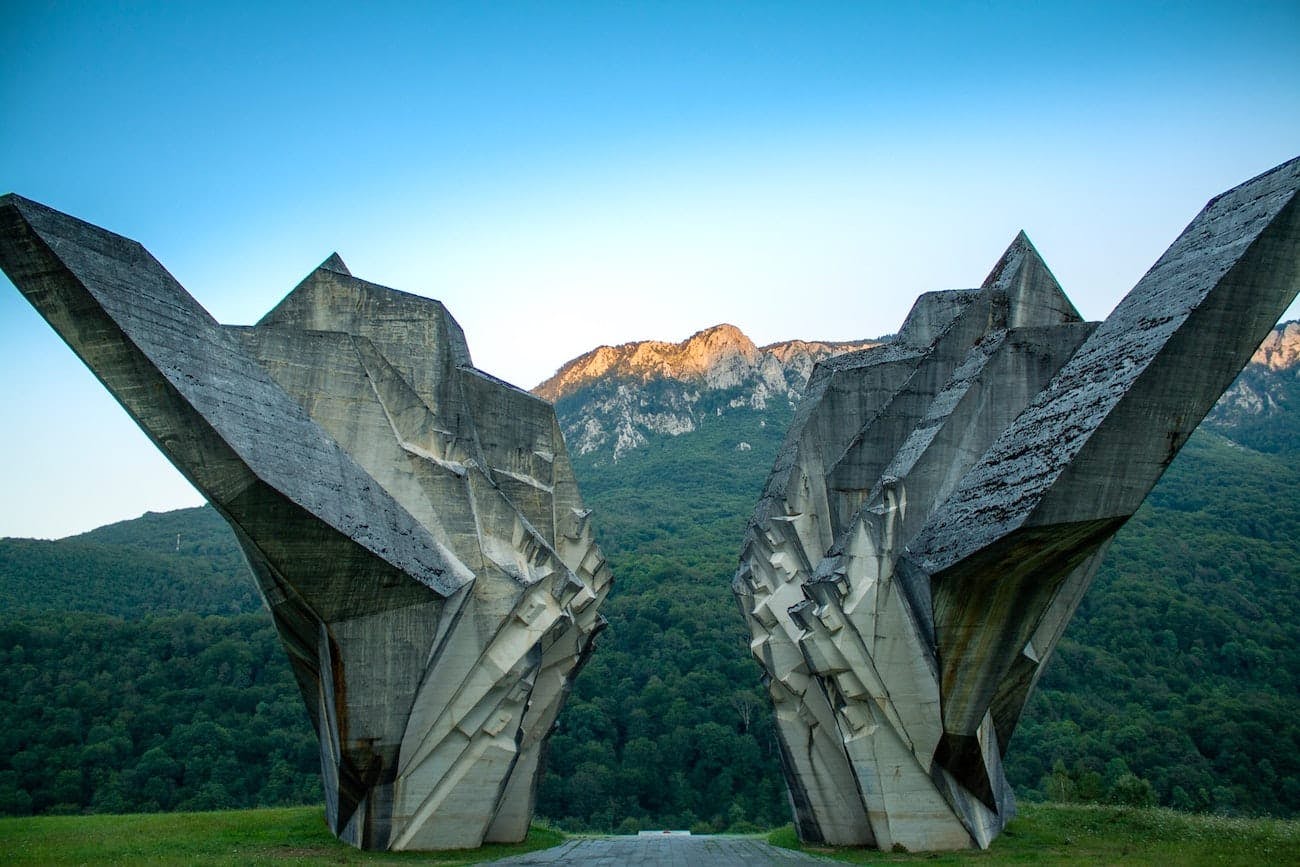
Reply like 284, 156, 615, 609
734, 156, 1300, 850
0, 196, 611, 850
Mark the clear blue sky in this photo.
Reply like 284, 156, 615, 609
2, 1, 1298, 538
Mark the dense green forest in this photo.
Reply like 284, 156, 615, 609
1005, 431, 1300, 817
0, 508, 260, 618
539, 403, 792, 831
0, 363, 1296, 830
0, 613, 319, 816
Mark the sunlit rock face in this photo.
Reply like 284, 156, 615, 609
1251, 319, 1300, 370
734, 156, 1300, 852
0, 198, 611, 851
535, 324, 877, 461
1206, 319, 1300, 428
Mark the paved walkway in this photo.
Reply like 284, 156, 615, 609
483, 834, 828, 865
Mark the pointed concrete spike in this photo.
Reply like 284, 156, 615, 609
977, 228, 1029, 285
981, 231, 1082, 326
979, 231, 1034, 289
320, 252, 352, 275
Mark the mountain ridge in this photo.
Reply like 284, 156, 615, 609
533, 323, 876, 461
531, 319, 1298, 463
1253, 320, 1299, 371
1205, 319, 1299, 451
534, 323, 877, 401
538, 319, 1299, 401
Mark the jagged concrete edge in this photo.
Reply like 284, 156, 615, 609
908, 155, 1300, 577
0, 193, 465, 597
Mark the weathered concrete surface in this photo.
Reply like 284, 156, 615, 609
734, 156, 1300, 852
0, 196, 611, 851
485, 835, 829, 865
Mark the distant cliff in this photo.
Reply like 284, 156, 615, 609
533, 319, 1298, 463
1206, 320, 1300, 452
1251, 320, 1300, 371
533, 324, 875, 461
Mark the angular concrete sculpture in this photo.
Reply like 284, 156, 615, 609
0, 196, 611, 850
734, 156, 1300, 851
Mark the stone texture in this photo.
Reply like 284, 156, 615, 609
734, 156, 1300, 851
0, 196, 611, 851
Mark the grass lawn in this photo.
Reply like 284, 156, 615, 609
0, 806, 564, 865
768, 803, 1300, 865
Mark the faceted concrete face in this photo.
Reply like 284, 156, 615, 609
0, 197, 612, 851
734, 156, 1300, 852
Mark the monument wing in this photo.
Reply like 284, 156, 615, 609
734, 156, 1299, 852
0, 196, 611, 851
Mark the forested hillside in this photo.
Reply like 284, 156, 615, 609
0, 324, 1296, 829
0, 508, 259, 618
0, 613, 319, 816
539, 406, 794, 830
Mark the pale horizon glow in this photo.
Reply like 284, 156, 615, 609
2, 2, 1298, 538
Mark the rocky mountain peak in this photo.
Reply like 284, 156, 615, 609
1252, 320, 1300, 371
534, 324, 877, 460
681, 322, 759, 361
534, 323, 870, 403
539, 318, 1298, 465
1206, 320, 1299, 436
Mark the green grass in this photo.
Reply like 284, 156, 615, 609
0, 806, 565, 865
8, 803, 1299, 865
767, 803, 1300, 865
